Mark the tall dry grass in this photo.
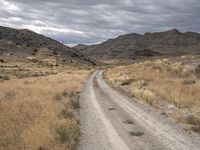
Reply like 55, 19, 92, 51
0, 69, 90, 150
106, 57, 200, 112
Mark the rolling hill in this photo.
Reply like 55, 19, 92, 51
0, 26, 97, 66
74, 29, 200, 61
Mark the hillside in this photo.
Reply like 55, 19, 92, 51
0, 26, 97, 149
0, 26, 97, 66
74, 29, 200, 61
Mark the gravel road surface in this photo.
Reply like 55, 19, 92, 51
79, 71, 200, 150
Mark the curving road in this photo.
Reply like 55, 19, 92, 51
78, 71, 200, 150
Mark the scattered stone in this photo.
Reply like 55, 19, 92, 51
129, 131, 144, 136
108, 107, 115, 111
160, 112, 167, 117
183, 127, 190, 132
123, 119, 134, 124
168, 104, 175, 109
191, 125, 200, 133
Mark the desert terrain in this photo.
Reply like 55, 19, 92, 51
105, 55, 200, 133
1, 26, 200, 150
0, 55, 92, 149
1, 0, 200, 149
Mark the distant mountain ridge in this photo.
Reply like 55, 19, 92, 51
74, 29, 200, 60
0, 26, 97, 65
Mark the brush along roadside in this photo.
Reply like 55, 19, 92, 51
105, 56, 200, 133
0, 69, 91, 150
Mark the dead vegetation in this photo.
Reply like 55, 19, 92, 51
195, 64, 200, 79
0, 58, 58, 81
105, 55, 200, 132
0, 60, 91, 150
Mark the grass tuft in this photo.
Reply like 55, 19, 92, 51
1, 75, 10, 80
182, 80, 196, 85
195, 64, 200, 78
62, 90, 69, 97
5, 90, 16, 100
185, 115, 200, 125
55, 126, 69, 143
53, 93, 62, 101
61, 109, 74, 119
69, 98, 80, 109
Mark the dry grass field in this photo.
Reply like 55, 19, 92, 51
0, 56, 92, 150
105, 55, 200, 133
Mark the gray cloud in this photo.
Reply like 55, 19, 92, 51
0, 0, 200, 45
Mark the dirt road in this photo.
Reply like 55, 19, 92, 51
79, 71, 200, 150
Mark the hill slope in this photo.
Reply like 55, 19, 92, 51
74, 29, 200, 60
0, 26, 97, 65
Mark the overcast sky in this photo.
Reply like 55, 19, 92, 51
0, 0, 200, 46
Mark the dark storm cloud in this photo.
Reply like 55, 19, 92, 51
0, 0, 200, 45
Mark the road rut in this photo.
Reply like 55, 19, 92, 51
79, 71, 200, 150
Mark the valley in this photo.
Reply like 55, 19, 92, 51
0, 26, 200, 150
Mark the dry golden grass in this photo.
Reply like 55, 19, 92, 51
105, 56, 200, 127
0, 67, 90, 150
0, 57, 58, 80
